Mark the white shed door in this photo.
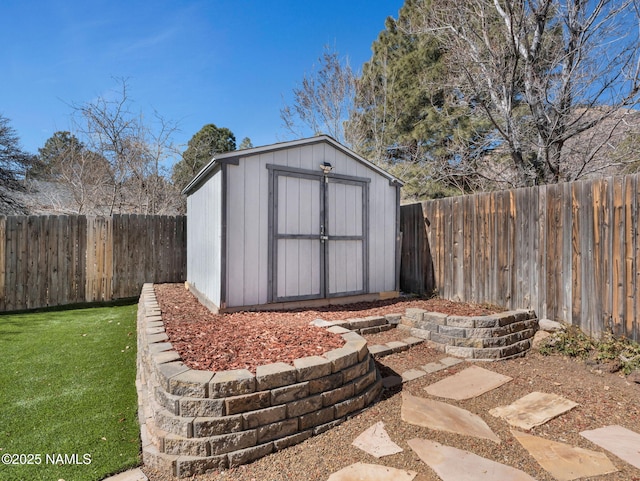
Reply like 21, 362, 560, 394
270, 168, 368, 303
274, 174, 323, 301
326, 179, 366, 296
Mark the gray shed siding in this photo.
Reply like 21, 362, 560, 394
223, 141, 398, 308
186, 166, 223, 307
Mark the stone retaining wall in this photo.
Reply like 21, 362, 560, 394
398, 308, 538, 360
136, 284, 383, 478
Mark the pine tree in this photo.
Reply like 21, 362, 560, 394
0, 114, 36, 188
346, 0, 495, 199
171, 124, 236, 192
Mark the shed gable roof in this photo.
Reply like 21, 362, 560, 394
182, 135, 403, 195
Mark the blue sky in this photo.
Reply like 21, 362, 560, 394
1, 0, 404, 168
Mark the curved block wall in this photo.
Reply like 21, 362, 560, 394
398, 307, 538, 360
136, 284, 383, 478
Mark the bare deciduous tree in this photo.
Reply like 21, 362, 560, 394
415, 0, 640, 186
71, 78, 181, 214
53, 149, 111, 214
280, 46, 356, 145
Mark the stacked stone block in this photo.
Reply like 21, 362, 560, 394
398, 307, 538, 360
322, 315, 397, 335
136, 284, 383, 478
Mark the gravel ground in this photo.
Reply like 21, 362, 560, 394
142, 326, 640, 481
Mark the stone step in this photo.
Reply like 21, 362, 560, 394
367, 337, 424, 359
313, 313, 405, 335
368, 344, 394, 357
357, 324, 395, 335
343, 315, 389, 330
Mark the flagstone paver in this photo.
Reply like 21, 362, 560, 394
408, 438, 537, 481
421, 362, 447, 373
386, 340, 409, 352
327, 462, 417, 481
512, 429, 618, 480
439, 356, 464, 367
401, 393, 500, 443
102, 468, 148, 481
424, 365, 512, 400
580, 425, 640, 470
368, 344, 394, 357
489, 391, 578, 430
351, 422, 403, 458
401, 336, 424, 347
401, 368, 426, 382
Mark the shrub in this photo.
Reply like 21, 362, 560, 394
540, 326, 640, 375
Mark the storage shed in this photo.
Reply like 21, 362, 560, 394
182, 135, 403, 312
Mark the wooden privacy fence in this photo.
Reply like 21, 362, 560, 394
401, 173, 640, 342
0, 214, 186, 312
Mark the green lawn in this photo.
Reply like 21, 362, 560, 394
0, 304, 140, 481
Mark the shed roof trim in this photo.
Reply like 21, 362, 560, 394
181, 135, 403, 195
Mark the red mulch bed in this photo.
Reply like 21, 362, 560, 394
154, 283, 504, 373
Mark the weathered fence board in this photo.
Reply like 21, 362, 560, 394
401, 173, 640, 342
399, 203, 435, 296
0, 214, 186, 312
